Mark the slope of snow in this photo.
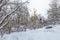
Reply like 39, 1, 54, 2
0, 25, 60, 40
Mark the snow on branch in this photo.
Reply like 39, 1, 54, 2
0, 21, 8, 29
0, 6, 19, 26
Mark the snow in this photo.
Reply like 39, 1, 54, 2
0, 25, 60, 40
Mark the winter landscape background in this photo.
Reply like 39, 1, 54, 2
0, 0, 60, 40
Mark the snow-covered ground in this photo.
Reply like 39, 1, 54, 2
0, 24, 60, 40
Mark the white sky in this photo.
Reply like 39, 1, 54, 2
28, 0, 51, 18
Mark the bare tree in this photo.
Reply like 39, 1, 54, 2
0, 0, 29, 36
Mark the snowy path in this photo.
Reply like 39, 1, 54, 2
0, 25, 60, 40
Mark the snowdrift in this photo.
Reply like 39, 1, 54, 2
0, 25, 60, 40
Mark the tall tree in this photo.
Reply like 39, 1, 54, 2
47, 0, 59, 24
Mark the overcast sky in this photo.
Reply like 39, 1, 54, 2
28, 0, 51, 18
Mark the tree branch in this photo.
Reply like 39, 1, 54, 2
0, 0, 8, 11
0, 6, 18, 25
0, 21, 8, 29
